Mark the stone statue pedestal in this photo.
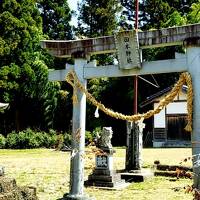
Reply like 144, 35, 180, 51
85, 127, 129, 189
121, 168, 154, 182
85, 148, 127, 189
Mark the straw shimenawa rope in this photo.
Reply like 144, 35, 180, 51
66, 71, 193, 132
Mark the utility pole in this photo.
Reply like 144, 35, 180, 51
134, 0, 139, 115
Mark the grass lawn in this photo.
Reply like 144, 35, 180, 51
0, 148, 193, 200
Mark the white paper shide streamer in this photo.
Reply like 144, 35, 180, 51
94, 107, 99, 118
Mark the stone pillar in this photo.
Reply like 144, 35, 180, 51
126, 121, 133, 170
65, 55, 93, 200
185, 38, 200, 189
126, 120, 144, 171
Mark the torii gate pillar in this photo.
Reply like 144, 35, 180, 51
64, 54, 93, 200
185, 38, 200, 189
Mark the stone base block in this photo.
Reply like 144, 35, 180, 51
120, 169, 154, 182
85, 169, 128, 189
59, 193, 95, 200
91, 169, 116, 176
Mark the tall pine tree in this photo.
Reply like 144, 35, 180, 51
37, 0, 73, 40
0, 0, 60, 132
37, 0, 74, 130
78, 0, 122, 37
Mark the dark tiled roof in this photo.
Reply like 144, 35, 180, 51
139, 85, 187, 108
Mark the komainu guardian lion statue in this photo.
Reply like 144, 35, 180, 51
97, 127, 113, 149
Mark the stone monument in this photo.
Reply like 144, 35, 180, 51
125, 119, 144, 171
85, 127, 127, 189
122, 119, 154, 182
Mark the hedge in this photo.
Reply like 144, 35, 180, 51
0, 127, 98, 149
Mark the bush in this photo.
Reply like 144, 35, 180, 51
85, 127, 102, 144
18, 129, 40, 148
0, 134, 6, 149
85, 131, 93, 143
92, 127, 101, 138
41, 132, 57, 148
6, 129, 58, 149
63, 132, 71, 146
6, 129, 37, 149
55, 134, 64, 150
6, 132, 19, 148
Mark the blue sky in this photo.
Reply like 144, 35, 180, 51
68, 0, 79, 26
68, 0, 78, 11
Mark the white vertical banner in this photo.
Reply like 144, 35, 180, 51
115, 30, 141, 69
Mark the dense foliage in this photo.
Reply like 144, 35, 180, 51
36, 0, 74, 130
120, 0, 199, 30
0, 128, 98, 149
0, 0, 63, 132
78, 0, 122, 37
0, 128, 72, 149
37, 0, 72, 40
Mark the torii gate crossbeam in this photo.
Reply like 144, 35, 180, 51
41, 23, 200, 57
48, 56, 187, 81
42, 23, 200, 200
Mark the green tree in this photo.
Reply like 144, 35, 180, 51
120, 0, 198, 30
37, 0, 73, 40
120, 0, 136, 29
0, 0, 60, 132
78, 0, 122, 37
77, 0, 122, 64
163, 11, 187, 27
37, 0, 73, 71
140, 0, 172, 29
36, 0, 75, 131
187, 1, 200, 23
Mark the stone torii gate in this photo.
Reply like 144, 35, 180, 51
41, 23, 200, 200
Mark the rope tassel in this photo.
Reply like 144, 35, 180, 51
72, 92, 78, 105
66, 71, 193, 132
